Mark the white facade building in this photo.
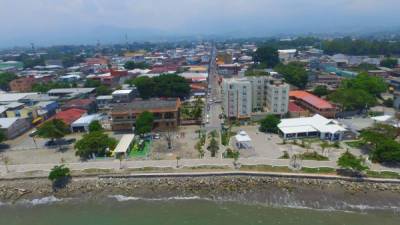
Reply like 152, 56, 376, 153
222, 76, 289, 119
278, 114, 347, 141
222, 78, 252, 119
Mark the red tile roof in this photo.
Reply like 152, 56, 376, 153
53, 108, 87, 125
289, 90, 334, 109
288, 102, 306, 112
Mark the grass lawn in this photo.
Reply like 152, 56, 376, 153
366, 170, 400, 179
299, 151, 329, 161
129, 140, 151, 158
345, 140, 364, 149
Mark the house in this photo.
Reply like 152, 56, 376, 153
278, 49, 297, 63
47, 88, 95, 99
34, 101, 59, 120
110, 98, 181, 131
278, 114, 347, 141
218, 64, 241, 76
4, 102, 34, 119
53, 108, 87, 126
0, 117, 31, 139
96, 95, 113, 111
71, 114, 104, 132
112, 89, 136, 103
289, 90, 337, 118
61, 98, 97, 113
9, 76, 36, 92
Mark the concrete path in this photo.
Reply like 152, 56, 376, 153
2, 157, 399, 177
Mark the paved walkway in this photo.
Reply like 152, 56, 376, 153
1, 157, 399, 177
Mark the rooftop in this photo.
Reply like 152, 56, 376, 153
112, 98, 181, 113
278, 114, 346, 134
289, 91, 335, 109
53, 108, 87, 125
0, 117, 19, 129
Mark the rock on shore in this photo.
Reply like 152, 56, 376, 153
1, 175, 400, 210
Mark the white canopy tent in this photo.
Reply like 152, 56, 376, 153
234, 131, 252, 149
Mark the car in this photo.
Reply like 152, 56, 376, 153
153, 133, 161, 139
29, 129, 38, 137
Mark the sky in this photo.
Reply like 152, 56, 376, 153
0, 0, 400, 47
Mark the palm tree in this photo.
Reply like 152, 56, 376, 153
1, 154, 11, 173
176, 156, 181, 168
320, 141, 330, 156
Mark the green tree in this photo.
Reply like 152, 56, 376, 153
96, 85, 112, 96
328, 88, 376, 111
131, 76, 156, 99
48, 164, 71, 189
32, 81, 71, 93
337, 151, 368, 172
359, 124, 400, 163
312, 85, 329, 97
253, 46, 280, 68
75, 131, 117, 159
84, 79, 102, 88
380, 58, 398, 68
259, 115, 281, 133
0, 130, 6, 144
124, 61, 149, 70
0, 72, 17, 90
88, 120, 103, 133
274, 62, 308, 89
37, 119, 70, 145
341, 73, 387, 97
135, 111, 154, 135
207, 137, 219, 157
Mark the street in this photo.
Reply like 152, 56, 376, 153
205, 45, 223, 131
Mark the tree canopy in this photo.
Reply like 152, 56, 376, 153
75, 131, 117, 159
341, 73, 387, 97
0, 72, 17, 91
48, 165, 71, 182
328, 73, 387, 111
380, 58, 398, 68
128, 74, 190, 99
259, 115, 281, 133
337, 151, 368, 172
124, 61, 149, 70
274, 62, 308, 89
360, 124, 400, 163
312, 85, 329, 97
135, 111, 154, 135
328, 88, 376, 111
32, 81, 72, 93
321, 37, 400, 55
0, 130, 6, 144
253, 46, 280, 68
88, 120, 103, 133
37, 119, 70, 140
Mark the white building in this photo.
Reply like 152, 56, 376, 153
222, 76, 289, 119
278, 49, 297, 63
222, 78, 252, 119
278, 114, 347, 141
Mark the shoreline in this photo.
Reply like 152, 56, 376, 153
1, 171, 400, 212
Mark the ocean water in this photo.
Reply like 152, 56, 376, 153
0, 196, 399, 225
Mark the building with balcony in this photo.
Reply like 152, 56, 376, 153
222, 76, 289, 119
110, 98, 181, 131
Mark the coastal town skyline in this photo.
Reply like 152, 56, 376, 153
1, 1, 400, 224
1, 0, 400, 47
